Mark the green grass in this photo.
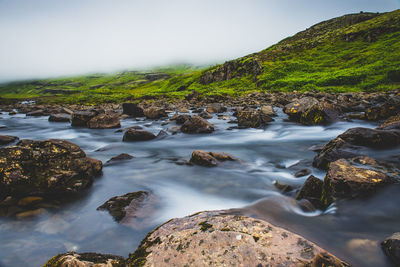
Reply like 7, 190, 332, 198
1, 10, 399, 104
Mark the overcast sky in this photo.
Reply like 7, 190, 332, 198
0, 0, 399, 82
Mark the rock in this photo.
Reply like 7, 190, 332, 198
0, 135, 19, 145
71, 111, 97, 127
237, 109, 273, 128
206, 103, 227, 113
26, 109, 46, 116
48, 113, 71, 122
167, 126, 181, 135
44, 252, 125, 267
296, 175, 324, 209
273, 181, 293, 193
127, 211, 349, 267
217, 115, 231, 120
122, 129, 156, 142
199, 111, 212, 119
321, 157, 396, 208
122, 103, 144, 117
313, 127, 400, 170
17, 196, 44, 206
181, 116, 215, 134
87, 113, 121, 129
15, 208, 47, 219
365, 100, 400, 121
97, 191, 155, 225
143, 107, 167, 119
8, 111, 16, 115
260, 105, 277, 117
106, 153, 134, 164
190, 150, 238, 167
381, 233, 400, 265
295, 168, 311, 177
283, 97, 339, 125
156, 130, 168, 139
173, 114, 191, 125
376, 115, 400, 130
0, 139, 102, 200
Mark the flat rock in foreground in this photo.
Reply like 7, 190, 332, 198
127, 211, 349, 267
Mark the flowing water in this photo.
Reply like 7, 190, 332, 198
0, 109, 399, 267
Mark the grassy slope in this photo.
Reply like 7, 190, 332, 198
0, 10, 399, 104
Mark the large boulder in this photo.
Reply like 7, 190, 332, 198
365, 99, 400, 121
237, 109, 273, 128
122, 129, 156, 142
283, 97, 339, 125
190, 150, 239, 167
44, 252, 125, 267
0, 135, 19, 145
181, 115, 215, 134
0, 139, 102, 200
71, 111, 97, 127
87, 113, 121, 129
122, 103, 144, 117
313, 127, 400, 170
381, 233, 400, 265
321, 157, 396, 208
260, 105, 277, 117
48, 113, 71, 122
143, 107, 167, 119
97, 191, 156, 227
127, 211, 349, 266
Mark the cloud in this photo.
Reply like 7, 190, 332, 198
0, 0, 398, 82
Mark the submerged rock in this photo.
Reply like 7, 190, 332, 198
122, 129, 156, 142
44, 252, 125, 267
0, 135, 19, 145
127, 211, 349, 267
97, 191, 156, 227
381, 232, 400, 265
105, 153, 134, 165
321, 157, 396, 208
0, 139, 102, 200
181, 115, 215, 134
313, 127, 400, 170
190, 150, 238, 167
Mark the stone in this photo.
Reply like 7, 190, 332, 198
260, 105, 277, 117
237, 109, 273, 128
71, 111, 97, 127
381, 232, 400, 265
190, 150, 238, 167
122, 103, 144, 117
106, 153, 134, 164
0, 139, 102, 200
122, 129, 156, 142
87, 113, 121, 129
199, 111, 212, 119
376, 115, 400, 130
206, 103, 227, 113
295, 168, 311, 177
127, 211, 349, 267
365, 100, 400, 121
173, 114, 191, 125
143, 107, 167, 119
48, 113, 71, 122
44, 252, 125, 267
26, 109, 46, 116
296, 175, 324, 209
167, 126, 181, 135
0, 135, 19, 145
181, 116, 215, 134
17, 196, 44, 206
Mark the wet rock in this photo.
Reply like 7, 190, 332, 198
206, 103, 227, 113
190, 150, 238, 167
181, 115, 215, 134
273, 180, 294, 193
173, 114, 191, 125
122, 103, 144, 117
17, 196, 44, 206
0, 139, 102, 200
295, 168, 311, 177
260, 105, 277, 117
296, 175, 324, 209
313, 127, 400, 170
143, 107, 167, 119
365, 100, 400, 121
122, 129, 156, 142
106, 153, 134, 164
381, 232, 400, 265
167, 126, 181, 135
284, 97, 339, 125
199, 110, 212, 119
97, 191, 155, 225
71, 111, 97, 127
8, 111, 16, 115
237, 109, 273, 128
26, 109, 46, 117
376, 115, 400, 130
44, 252, 125, 267
321, 157, 396, 208
156, 130, 168, 139
0, 135, 19, 145
217, 115, 231, 120
87, 113, 121, 129
48, 113, 71, 122
127, 210, 349, 267
15, 208, 47, 219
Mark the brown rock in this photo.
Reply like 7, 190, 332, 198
122, 129, 156, 142
181, 115, 215, 134
376, 115, 400, 130
143, 107, 167, 119
381, 232, 400, 265
237, 109, 273, 128
0, 135, 19, 145
296, 175, 324, 209
71, 111, 97, 127
48, 113, 71, 122
122, 103, 144, 117
206, 103, 227, 113
87, 113, 121, 129
44, 252, 125, 267
190, 150, 238, 167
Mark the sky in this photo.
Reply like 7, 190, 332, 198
0, 0, 399, 83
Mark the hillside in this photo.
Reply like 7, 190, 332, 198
1, 10, 399, 104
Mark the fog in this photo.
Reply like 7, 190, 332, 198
0, 0, 398, 83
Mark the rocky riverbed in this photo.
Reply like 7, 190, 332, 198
0, 91, 399, 266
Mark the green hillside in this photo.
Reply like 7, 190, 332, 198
1, 10, 399, 104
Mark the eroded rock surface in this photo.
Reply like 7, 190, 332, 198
122, 129, 156, 142
190, 150, 238, 167
181, 115, 215, 134
127, 211, 349, 267
44, 252, 125, 267
381, 232, 400, 265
